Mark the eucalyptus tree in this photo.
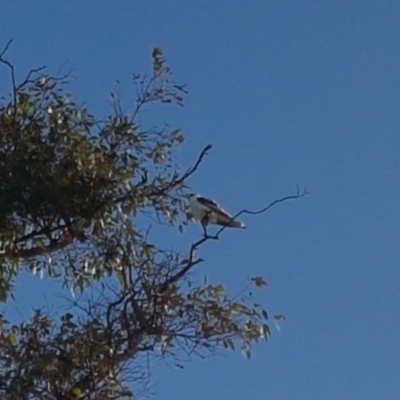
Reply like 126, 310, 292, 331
0, 41, 306, 399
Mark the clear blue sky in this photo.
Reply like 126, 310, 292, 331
2, 1, 400, 399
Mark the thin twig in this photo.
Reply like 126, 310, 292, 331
115, 144, 212, 205
15, 66, 46, 91
214, 187, 309, 237
0, 39, 17, 109
149, 144, 212, 197
159, 234, 209, 291
0, 39, 13, 59
9, 232, 75, 259
241, 187, 309, 216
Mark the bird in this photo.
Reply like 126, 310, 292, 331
188, 193, 245, 229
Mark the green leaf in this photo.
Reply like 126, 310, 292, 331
71, 387, 82, 399
6, 332, 16, 345
262, 324, 271, 338
144, 244, 155, 258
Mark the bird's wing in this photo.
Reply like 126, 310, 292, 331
197, 196, 233, 219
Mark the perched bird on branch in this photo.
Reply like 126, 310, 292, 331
188, 193, 245, 229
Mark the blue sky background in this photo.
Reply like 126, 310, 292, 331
2, 1, 400, 399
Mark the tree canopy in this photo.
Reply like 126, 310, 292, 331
0, 42, 306, 399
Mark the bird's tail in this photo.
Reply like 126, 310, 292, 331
225, 219, 246, 229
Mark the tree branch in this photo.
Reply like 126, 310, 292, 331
160, 187, 309, 289
8, 232, 75, 259
0, 39, 17, 109
239, 187, 309, 216
214, 186, 309, 237
13, 224, 68, 244
115, 144, 212, 205
15, 66, 46, 91
0, 39, 13, 59
149, 144, 212, 197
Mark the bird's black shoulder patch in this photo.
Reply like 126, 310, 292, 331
197, 196, 219, 207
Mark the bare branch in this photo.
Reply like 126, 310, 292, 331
214, 186, 309, 237
0, 39, 17, 108
0, 39, 13, 59
179, 144, 213, 185
149, 144, 212, 197
160, 257, 204, 292
131, 73, 158, 122
15, 66, 46, 91
240, 187, 309, 216
115, 144, 212, 205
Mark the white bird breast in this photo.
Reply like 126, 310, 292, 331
189, 199, 208, 220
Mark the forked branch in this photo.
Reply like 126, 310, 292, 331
149, 144, 212, 197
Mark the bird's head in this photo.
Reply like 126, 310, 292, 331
188, 193, 199, 201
